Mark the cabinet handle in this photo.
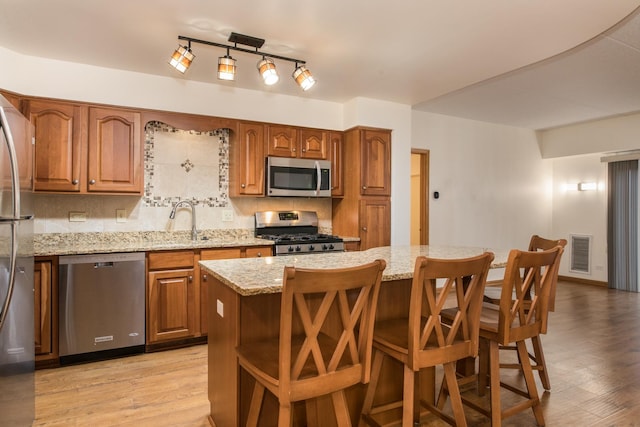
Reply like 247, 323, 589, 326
292, 148, 296, 152
202, 274, 207, 281
256, 252, 262, 257
89, 179, 96, 185
362, 227, 368, 232
188, 275, 193, 282
301, 148, 306, 152
362, 186, 367, 190
241, 183, 246, 188
72, 179, 79, 185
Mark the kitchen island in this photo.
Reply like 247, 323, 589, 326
200, 245, 508, 427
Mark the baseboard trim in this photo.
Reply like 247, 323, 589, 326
558, 275, 607, 287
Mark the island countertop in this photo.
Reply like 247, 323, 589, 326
199, 245, 510, 296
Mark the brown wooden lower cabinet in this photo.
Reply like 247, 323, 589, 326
34, 256, 59, 367
147, 246, 273, 347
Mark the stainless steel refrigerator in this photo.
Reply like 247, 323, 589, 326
0, 94, 35, 426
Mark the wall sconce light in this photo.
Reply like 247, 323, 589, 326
217, 49, 236, 81
578, 182, 597, 191
169, 41, 195, 73
169, 33, 315, 91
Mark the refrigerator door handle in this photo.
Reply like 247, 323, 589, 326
0, 222, 18, 332
0, 106, 22, 332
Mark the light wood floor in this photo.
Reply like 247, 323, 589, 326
33, 281, 640, 426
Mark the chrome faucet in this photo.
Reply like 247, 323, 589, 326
169, 200, 198, 241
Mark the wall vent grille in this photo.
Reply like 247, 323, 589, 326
570, 234, 591, 274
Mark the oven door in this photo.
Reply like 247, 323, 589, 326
266, 157, 331, 197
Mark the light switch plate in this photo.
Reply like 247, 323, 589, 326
69, 211, 87, 222
116, 209, 127, 223
222, 210, 234, 222
216, 299, 224, 317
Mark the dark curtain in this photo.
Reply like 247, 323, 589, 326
607, 160, 638, 291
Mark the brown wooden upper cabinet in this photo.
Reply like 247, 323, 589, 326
360, 128, 391, 196
230, 121, 266, 197
267, 125, 328, 160
25, 98, 142, 194
87, 107, 142, 193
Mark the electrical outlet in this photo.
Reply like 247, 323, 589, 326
69, 211, 87, 222
116, 209, 127, 223
222, 210, 234, 222
217, 299, 224, 317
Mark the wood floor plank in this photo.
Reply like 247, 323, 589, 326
33, 281, 640, 426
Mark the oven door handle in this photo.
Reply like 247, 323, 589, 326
315, 161, 321, 195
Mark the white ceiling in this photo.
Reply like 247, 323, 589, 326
1, 0, 639, 130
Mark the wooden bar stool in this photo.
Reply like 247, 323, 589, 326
236, 259, 386, 427
360, 252, 494, 427
484, 235, 567, 390
444, 246, 563, 426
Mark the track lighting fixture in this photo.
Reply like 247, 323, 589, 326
169, 33, 315, 90
169, 41, 195, 73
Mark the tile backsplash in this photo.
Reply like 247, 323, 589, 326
33, 121, 332, 235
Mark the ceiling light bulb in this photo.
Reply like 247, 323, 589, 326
169, 45, 195, 73
257, 58, 279, 85
217, 55, 236, 81
292, 65, 316, 91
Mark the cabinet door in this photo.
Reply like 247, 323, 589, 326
34, 260, 53, 357
299, 128, 328, 160
147, 268, 196, 343
330, 131, 344, 196
359, 198, 391, 250
26, 99, 84, 192
235, 122, 265, 196
267, 125, 298, 158
87, 107, 141, 193
360, 129, 391, 196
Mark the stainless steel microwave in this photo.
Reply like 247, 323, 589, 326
266, 156, 331, 197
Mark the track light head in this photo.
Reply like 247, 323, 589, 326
218, 49, 236, 81
257, 57, 279, 86
169, 43, 195, 73
292, 65, 316, 91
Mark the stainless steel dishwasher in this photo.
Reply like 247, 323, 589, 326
59, 252, 145, 364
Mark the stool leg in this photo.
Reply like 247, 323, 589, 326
246, 382, 265, 427
531, 335, 551, 390
360, 349, 384, 423
516, 340, 545, 426
402, 364, 416, 427
443, 362, 467, 427
488, 340, 502, 427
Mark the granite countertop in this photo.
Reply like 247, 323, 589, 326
34, 230, 273, 256
199, 245, 510, 296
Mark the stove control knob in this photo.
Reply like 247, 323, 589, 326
295, 246, 301, 252
322, 244, 328, 250
329, 244, 335, 250
288, 246, 294, 252
308, 245, 315, 251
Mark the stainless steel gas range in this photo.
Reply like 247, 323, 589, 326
254, 210, 344, 256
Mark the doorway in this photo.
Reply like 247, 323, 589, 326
411, 150, 429, 245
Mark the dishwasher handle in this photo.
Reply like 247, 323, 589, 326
94, 262, 114, 268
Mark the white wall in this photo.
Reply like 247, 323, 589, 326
412, 111, 553, 249
550, 154, 608, 281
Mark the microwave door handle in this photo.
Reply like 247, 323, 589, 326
315, 161, 321, 195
